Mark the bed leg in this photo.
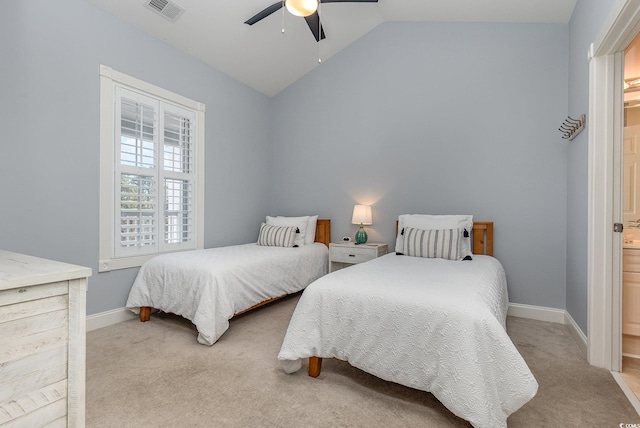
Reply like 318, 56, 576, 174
309, 356, 322, 378
139, 307, 151, 322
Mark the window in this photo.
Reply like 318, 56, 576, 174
99, 65, 204, 272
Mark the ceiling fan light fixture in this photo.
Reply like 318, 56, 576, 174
285, 0, 318, 17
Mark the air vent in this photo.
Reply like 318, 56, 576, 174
144, 0, 185, 23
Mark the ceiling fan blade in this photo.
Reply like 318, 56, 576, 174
245, 2, 284, 25
320, 0, 378, 3
304, 12, 326, 42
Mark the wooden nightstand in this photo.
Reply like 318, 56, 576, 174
329, 242, 388, 272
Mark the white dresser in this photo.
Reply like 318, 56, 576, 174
0, 250, 91, 427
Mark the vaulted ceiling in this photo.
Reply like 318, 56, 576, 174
87, 0, 577, 96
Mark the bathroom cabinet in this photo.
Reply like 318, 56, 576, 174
624, 249, 640, 336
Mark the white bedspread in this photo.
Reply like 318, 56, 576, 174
126, 243, 328, 345
277, 253, 538, 428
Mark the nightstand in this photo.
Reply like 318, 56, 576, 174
329, 242, 388, 272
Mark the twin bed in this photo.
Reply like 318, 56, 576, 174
126, 217, 331, 345
126, 214, 536, 427
277, 217, 537, 428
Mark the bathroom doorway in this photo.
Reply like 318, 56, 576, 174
620, 31, 640, 401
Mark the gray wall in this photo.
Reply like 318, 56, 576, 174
270, 22, 569, 309
0, 0, 623, 329
566, 0, 618, 334
0, 0, 272, 315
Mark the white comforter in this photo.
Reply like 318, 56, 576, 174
126, 243, 328, 345
278, 253, 538, 428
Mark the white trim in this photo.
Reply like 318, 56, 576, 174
588, 52, 616, 370
88, 302, 580, 332
507, 302, 566, 323
613, 50, 625, 374
98, 68, 115, 273
611, 371, 640, 415
508, 303, 588, 355
99, 65, 205, 112
86, 307, 137, 332
588, 0, 640, 371
565, 309, 588, 356
85, 302, 589, 365
88, 303, 576, 330
592, 0, 640, 58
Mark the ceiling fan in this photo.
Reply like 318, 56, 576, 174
245, 0, 379, 42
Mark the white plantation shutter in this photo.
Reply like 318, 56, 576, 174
99, 66, 204, 271
111, 84, 199, 259
119, 173, 157, 249
161, 106, 194, 250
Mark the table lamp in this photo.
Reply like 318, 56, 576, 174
351, 205, 372, 244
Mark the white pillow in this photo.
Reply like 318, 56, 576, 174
257, 223, 297, 247
266, 215, 309, 247
272, 215, 319, 245
403, 227, 463, 260
304, 215, 318, 245
395, 214, 473, 258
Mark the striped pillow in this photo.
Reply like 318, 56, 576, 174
402, 227, 463, 260
257, 223, 297, 247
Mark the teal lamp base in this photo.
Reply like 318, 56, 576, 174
355, 224, 368, 244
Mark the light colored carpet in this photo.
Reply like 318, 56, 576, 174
86, 294, 640, 427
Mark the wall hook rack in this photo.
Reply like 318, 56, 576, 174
559, 114, 585, 141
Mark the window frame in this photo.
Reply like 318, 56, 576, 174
98, 65, 205, 272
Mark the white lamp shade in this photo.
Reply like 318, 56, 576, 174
351, 205, 372, 225
285, 0, 318, 17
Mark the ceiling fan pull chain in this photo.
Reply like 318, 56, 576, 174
318, 0, 322, 63
281, 0, 286, 33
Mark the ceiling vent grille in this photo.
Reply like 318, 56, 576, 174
144, 0, 185, 23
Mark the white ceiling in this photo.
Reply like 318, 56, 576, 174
87, 0, 578, 97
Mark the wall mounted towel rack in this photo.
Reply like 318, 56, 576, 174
559, 114, 585, 141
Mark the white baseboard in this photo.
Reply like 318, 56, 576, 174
507, 302, 566, 323
563, 309, 588, 355
86, 307, 137, 332
508, 302, 588, 355
88, 303, 588, 350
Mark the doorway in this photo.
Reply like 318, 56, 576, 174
588, 3, 640, 413
618, 33, 640, 401
589, 0, 640, 386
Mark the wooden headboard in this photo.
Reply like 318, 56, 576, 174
471, 222, 493, 256
395, 220, 494, 256
314, 219, 331, 247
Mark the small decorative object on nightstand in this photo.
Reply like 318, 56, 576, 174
352, 204, 372, 244
329, 242, 388, 272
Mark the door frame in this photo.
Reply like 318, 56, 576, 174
589, 0, 640, 370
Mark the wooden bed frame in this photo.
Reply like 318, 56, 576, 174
137, 218, 332, 322
308, 220, 494, 378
